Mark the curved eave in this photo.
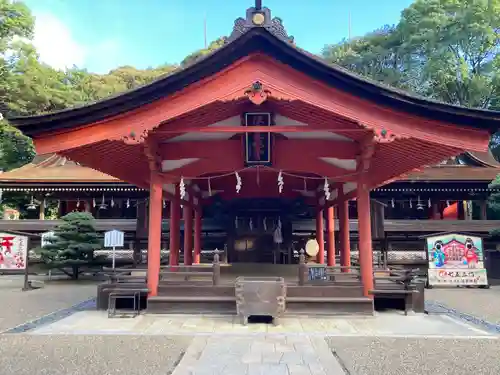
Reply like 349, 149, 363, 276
8, 27, 500, 136
462, 151, 500, 168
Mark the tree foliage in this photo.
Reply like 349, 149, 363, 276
323, 0, 500, 110
36, 212, 103, 279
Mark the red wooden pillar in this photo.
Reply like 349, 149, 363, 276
338, 199, 351, 272
183, 204, 193, 265
147, 174, 163, 296
169, 187, 181, 266
357, 184, 374, 297
326, 206, 335, 266
316, 209, 325, 264
193, 209, 202, 264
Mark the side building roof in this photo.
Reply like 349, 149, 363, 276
0, 154, 119, 183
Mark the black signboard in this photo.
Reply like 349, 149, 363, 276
308, 265, 327, 281
244, 112, 271, 165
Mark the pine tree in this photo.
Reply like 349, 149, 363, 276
38, 212, 103, 279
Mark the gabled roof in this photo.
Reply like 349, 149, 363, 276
7, 5, 500, 136
0, 154, 118, 183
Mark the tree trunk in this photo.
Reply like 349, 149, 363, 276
72, 266, 79, 280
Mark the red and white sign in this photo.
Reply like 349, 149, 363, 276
0, 233, 28, 270
428, 269, 488, 286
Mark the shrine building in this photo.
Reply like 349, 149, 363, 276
7, 3, 500, 302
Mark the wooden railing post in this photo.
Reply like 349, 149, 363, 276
298, 249, 307, 286
212, 249, 221, 286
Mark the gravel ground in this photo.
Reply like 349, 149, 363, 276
0, 275, 97, 332
0, 335, 192, 375
426, 286, 500, 325
327, 337, 500, 375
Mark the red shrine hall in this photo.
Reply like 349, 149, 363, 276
8, 3, 500, 302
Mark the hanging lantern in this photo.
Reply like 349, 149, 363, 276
416, 196, 424, 211
98, 194, 107, 210
277, 170, 284, 194
26, 196, 37, 211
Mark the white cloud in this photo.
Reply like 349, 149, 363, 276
32, 12, 87, 70
32, 12, 121, 72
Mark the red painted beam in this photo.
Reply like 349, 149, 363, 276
160, 157, 244, 182
160, 140, 241, 160
160, 139, 358, 161
155, 126, 366, 134
275, 139, 358, 160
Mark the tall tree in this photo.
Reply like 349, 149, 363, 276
398, 0, 500, 108
0, 0, 36, 172
322, 26, 415, 90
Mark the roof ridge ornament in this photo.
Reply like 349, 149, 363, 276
227, 1, 294, 44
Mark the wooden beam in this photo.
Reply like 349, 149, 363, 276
143, 136, 162, 172
160, 140, 241, 160
155, 126, 366, 134
160, 139, 357, 161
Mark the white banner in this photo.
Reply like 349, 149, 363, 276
428, 269, 488, 286
0, 233, 28, 270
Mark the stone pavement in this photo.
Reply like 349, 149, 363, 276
172, 334, 345, 375
28, 310, 495, 338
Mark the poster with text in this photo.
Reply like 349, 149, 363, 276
0, 233, 28, 270
426, 233, 488, 286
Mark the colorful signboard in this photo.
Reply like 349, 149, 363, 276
426, 233, 488, 286
0, 232, 28, 270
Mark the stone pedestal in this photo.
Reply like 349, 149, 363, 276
235, 276, 286, 325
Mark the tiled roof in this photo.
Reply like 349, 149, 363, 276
403, 165, 498, 181
0, 154, 119, 182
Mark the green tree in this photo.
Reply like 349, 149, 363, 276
180, 37, 226, 67
397, 0, 500, 108
37, 212, 103, 279
0, 1, 36, 172
322, 26, 415, 90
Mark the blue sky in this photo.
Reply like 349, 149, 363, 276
23, 0, 414, 73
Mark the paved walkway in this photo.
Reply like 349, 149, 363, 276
0, 276, 97, 332
173, 335, 345, 375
